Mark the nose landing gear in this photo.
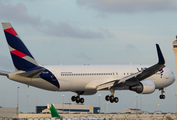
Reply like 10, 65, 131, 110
159, 88, 165, 99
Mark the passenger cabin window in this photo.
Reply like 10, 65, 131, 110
61, 72, 117, 76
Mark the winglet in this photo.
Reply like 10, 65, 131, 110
156, 44, 165, 64
117, 44, 166, 86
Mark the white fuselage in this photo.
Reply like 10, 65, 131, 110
7, 64, 175, 93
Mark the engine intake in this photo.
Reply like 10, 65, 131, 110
129, 80, 156, 94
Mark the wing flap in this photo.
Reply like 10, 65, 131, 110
118, 72, 142, 84
96, 81, 115, 90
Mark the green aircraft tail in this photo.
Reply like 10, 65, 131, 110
50, 103, 61, 118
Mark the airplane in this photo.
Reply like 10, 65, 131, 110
0, 22, 175, 104
50, 103, 104, 120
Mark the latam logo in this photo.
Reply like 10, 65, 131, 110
137, 68, 164, 78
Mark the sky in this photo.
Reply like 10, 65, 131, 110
0, 0, 177, 113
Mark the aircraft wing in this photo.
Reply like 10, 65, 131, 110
96, 44, 165, 90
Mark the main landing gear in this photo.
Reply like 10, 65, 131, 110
71, 95, 85, 103
159, 88, 165, 99
105, 89, 119, 103
105, 95, 119, 103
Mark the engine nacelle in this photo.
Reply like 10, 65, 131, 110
129, 80, 156, 94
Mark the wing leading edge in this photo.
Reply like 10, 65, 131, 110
97, 44, 165, 90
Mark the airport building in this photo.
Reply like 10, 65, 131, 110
36, 103, 100, 114
0, 107, 18, 117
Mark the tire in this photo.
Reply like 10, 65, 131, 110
76, 99, 80, 103
110, 95, 114, 101
105, 95, 110, 101
71, 96, 76, 101
114, 97, 119, 103
80, 98, 84, 103
76, 96, 80, 101
162, 95, 165, 99
110, 99, 114, 103
160, 95, 165, 99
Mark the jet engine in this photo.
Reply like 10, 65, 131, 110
129, 80, 156, 94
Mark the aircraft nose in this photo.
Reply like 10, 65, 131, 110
171, 72, 175, 84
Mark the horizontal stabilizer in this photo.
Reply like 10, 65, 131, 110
0, 70, 10, 76
17, 67, 45, 78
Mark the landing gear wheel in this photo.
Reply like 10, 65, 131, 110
107, 89, 118, 103
80, 98, 84, 103
76, 96, 80, 103
114, 97, 119, 103
159, 95, 162, 99
110, 95, 114, 101
71, 96, 76, 101
110, 99, 114, 103
159, 95, 165, 99
105, 95, 119, 103
105, 95, 110, 101
76, 99, 80, 103
162, 95, 165, 99
76, 96, 80, 101
72, 95, 85, 104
